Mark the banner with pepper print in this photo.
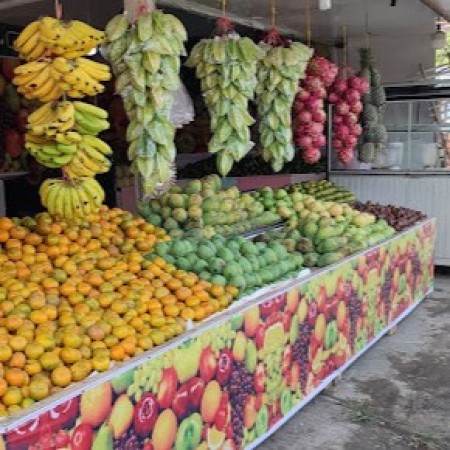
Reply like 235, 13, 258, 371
0, 219, 436, 450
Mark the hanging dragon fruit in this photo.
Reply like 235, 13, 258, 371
328, 73, 369, 164
293, 56, 338, 164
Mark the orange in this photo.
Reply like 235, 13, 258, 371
0, 344, 12, 362
9, 335, 27, 352
185, 296, 201, 307
181, 307, 195, 321
5, 315, 23, 331
210, 285, 225, 298
51, 366, 72, 387
0, 379, 7, 397
193, 306, 206, 321
59, 282, 76, 297
0, 217, 13, 231
225, 286, 239, 298
29, 310, 48, 325
183, 274, 198, 288
0, 230, 10, 243
29, 380, 49, 401
92, 355, 110, 372
110, 344, 126, 361
9, 352, 26, 369
60, 348, 82, 364
9, 226, 28, 240
40, 352, 61, 371
164, 304, 180, 317
70, 360, 91, 382
2, 386, 23, 406
24, 343, 45, 360
62, 334, 83, 349
5, 368, 28, 387
175, 287, 192, 301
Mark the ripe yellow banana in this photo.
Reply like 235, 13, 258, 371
17, 32, 40, 57
28, 102, 56, 125
82, 135, 112, 155
14, 20, 40, 50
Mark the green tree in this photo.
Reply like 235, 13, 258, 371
436, 32, 450, 68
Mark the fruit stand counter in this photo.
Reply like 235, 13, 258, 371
0, 219, 436, 450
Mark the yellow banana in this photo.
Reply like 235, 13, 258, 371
39, 17, 73, 48
82, 177, 104, 204
77, 58, 111, 82
63, 188, 75, 220
52, 57, 73, 75
54, 132, 81, 144
17, 32, 40, 57
14, 20, 40, 50
64, 131, 82, 143
28, 102, 56, 125
66, 89, 84, 99
23, 66, 53, 91
74, 184, 93, 215
65, 157, 95, 177
53, 184, 66, 218
25, 133, 51, 145
78, 148, 109, 173
39, 84, 63, 102
71, 20, 105, 41
56, 101, 75, 123
82, 135, 112, 155
14, 60, 49, 76
26, 41, 47, 60
12, 71, 40, 86
44, 180, 63, 214
39, 178, 60, 207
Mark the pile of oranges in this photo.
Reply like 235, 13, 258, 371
0, 207, 238, 416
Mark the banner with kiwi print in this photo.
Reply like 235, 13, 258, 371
1, 219, 435, 450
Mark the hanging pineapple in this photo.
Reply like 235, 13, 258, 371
358, 47, 388, 163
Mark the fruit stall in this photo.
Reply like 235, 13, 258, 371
0, 0, 440, 448
0, 217, 436, 450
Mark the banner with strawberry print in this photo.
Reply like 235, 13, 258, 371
0, 219, 436, 450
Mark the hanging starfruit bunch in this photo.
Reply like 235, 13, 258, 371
256, 29, 313, 172
186, 18, 264, 176
103, 9, 187, 197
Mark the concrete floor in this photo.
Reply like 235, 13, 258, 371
258, 274, 450, 450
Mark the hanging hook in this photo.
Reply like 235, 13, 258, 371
342, 24, 348, 76
270, 0, 277, 28
305, 0, 312, 47
221, 0, 227, 18
55, 0, 62, 19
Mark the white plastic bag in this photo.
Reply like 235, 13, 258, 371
170, 82, 195, 128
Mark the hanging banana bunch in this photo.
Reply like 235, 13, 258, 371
256, 29, 313, 172
186, 18, 264, 176
14, 16, 105, 61
12, 14, 112, 221
104, 10, 187, 197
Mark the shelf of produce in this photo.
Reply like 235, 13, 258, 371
177, 172, 326, 191
0, 219, 436, 449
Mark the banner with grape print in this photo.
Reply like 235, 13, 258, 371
0, 219, 435, 450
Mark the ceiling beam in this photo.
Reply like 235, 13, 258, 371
155, 0, 303, 39
419, 0, 450, 22
0, 0, 41, 11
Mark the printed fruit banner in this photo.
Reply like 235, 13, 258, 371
1, 220, 435, 450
